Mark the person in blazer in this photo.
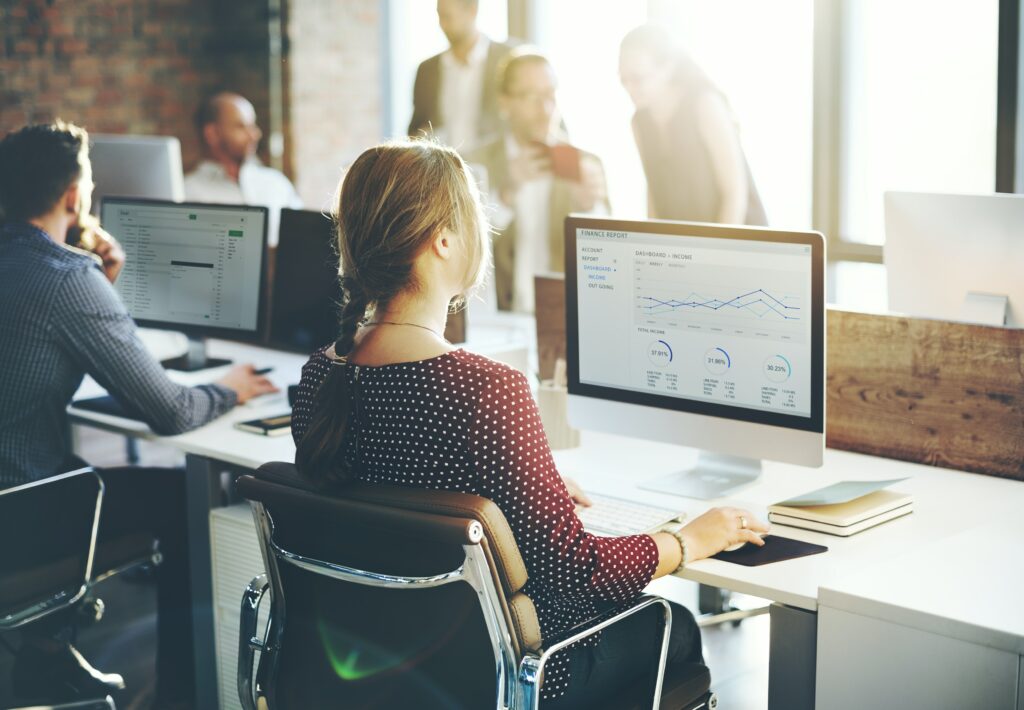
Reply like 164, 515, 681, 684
467, 48, 609, 312
408, 0, 514, 149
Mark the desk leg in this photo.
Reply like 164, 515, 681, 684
768, 603, 816, 710
186, 454, 222, 710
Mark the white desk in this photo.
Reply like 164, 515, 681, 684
68, 339, 1024, 710
553, 433, 1024, 613
815, 519, 1024, 709
553, 433, 1024, 709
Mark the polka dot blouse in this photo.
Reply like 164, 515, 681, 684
291, 347, 659, 700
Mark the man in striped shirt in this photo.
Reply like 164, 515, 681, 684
0, 122, 275, 706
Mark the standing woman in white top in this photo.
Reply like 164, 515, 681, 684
183, 92, 302, 246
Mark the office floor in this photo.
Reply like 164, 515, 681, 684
0, 428, 771, 709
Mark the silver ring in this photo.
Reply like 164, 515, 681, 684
740, 516, 748, 530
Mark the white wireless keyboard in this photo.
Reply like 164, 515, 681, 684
576, 493, 685, 537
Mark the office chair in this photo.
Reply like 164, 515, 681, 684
236, 462, 716, 709
0, 468, 116, 710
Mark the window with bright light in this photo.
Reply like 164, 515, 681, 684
386, 0, 508, 140
649, 0, 815, 230
839, 1, 999, 245
534, 1, 649, 218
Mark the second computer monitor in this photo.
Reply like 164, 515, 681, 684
89, 134, 186, 211
100, 198, 269, 348
885, 191, 1024, 327
269, 209, 343, 353
565, 216, 825, 499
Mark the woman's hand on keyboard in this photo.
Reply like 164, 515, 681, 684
682, 507, 769, 562
561, 475, 593, 507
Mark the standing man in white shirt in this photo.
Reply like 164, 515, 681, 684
408, 0, 514, 150
467, 49, 609, 313
184, 92, 302, 246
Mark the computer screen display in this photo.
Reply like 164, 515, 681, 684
101, 198, 268, 338
567, 217, 824, 432
269, 209, 342, 352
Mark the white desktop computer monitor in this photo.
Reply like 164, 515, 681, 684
885, 191, 1024, 327
100, 198, 269, 370
89, 134, 185, 212
565, 216, 825, 499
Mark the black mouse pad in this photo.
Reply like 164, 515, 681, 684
711, 535, 828, 566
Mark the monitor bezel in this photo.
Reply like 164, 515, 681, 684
100, 196, 270, 343
565, 215, 825, 434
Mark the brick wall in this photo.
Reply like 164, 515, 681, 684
285, 0, 384, 210
0, 0, 385, 196
0, 0, 271, 171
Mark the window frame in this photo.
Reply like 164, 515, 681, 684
383, 0, 1015, 267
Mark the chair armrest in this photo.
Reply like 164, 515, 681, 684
516, 594, 672, 710
238, 574, 269, 710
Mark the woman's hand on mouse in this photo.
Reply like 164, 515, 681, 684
680, 506, 770, 562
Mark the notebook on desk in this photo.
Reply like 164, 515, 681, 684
768, 489, 913, 537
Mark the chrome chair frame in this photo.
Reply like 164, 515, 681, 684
6, 697, 116, 710
90, 541, 162, 587
1, 469, 120, 710
238, 500, 674, 710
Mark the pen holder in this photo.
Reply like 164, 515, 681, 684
537, 380, 580, 450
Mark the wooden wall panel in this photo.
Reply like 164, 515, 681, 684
534, 274, 566, 381
827, 309, 1024, 481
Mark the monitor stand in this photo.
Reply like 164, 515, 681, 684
960, 291, 1007, 326
163, 336, 233, 372
639, 452, 763, 500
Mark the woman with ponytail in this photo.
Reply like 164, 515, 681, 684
291, 139, 766, 706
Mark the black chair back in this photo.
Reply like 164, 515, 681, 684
237, 468, 508, 709
0, 468, 102, 629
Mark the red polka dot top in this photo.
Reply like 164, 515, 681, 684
291, 347, 660, 699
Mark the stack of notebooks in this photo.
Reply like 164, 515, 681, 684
768, 478, 913, 537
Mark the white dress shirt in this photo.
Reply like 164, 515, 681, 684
502, 134, 553, 313
439, 36, 490, 151
183, 159, 303, 247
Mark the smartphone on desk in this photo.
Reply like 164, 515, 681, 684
234, 413, 292, 437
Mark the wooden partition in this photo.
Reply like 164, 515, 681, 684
533, 274, 1024, 480
827, 309, 1024, 481
534, 274, 566, 381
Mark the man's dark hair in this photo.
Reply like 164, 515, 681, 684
194, 93, 223, 138
0, 121, 89, 223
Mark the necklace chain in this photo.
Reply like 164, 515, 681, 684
363, 320, 448, 342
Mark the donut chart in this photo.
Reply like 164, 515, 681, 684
648, 340, 673, 367
763, 354, 792, 383
704, 347, 731, 375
